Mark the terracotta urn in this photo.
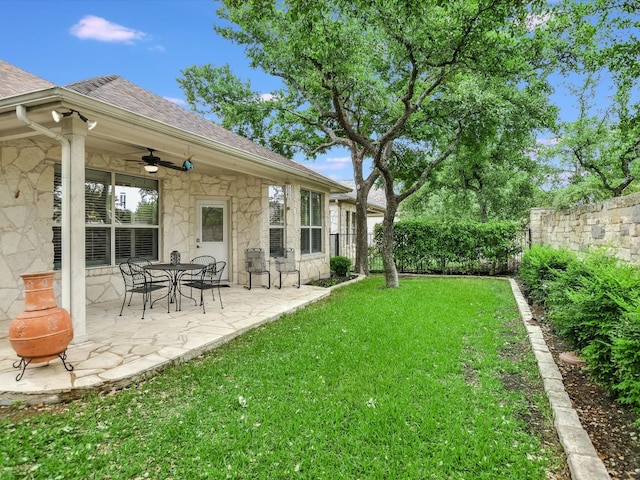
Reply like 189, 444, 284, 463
9, 271, 74, 364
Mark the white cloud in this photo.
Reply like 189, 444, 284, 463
260, 93, 275, 101
318, 156, 351, 171
309, 156, 352, 181
70, 15, 147, 44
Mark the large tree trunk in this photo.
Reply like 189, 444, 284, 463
380, 193, 399, 288
354, 184, 371, 275
350, 146, 378, 276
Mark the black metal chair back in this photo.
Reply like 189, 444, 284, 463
244, 248, 270, 289
128, 257, 170, 286
191, 255, 216, 266
275, 248, 301, 289
182, 260, 226, 313
181, 255, 215, 285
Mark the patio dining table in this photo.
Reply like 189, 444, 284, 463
143, 263, 205, 312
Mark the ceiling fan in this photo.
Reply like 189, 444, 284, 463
128, 148, 194, 173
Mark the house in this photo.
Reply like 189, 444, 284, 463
329, 180, 386, 260
0, 60, 350, 341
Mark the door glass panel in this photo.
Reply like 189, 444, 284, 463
202, 206, 224, 242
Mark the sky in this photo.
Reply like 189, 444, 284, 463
0, 0, 615, 182
1, 0, 358, 181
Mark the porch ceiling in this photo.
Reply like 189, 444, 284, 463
0, 100, 267, 179
0, 89, 351, 192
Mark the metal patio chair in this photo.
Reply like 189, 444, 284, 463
275, 248, 300, 289
119, 262, 169, 319
244, 248, 270, 289
181, 261, 226, 313
180, 255, 215, 290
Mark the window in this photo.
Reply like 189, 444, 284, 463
269, 185, 285, 257
301, 189, 323, 254
53, 166, 159, 269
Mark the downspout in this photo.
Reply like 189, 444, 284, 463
16, 105, 71, 312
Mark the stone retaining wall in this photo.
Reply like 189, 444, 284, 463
530, 191, 640, 263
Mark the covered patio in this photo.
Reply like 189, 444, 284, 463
0, 61, 351, 357
0, 284, 331, 406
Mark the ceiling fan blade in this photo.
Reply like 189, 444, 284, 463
124, 148, 192, 172
159, 160, 186, 171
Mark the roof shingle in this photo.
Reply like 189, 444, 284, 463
0, 60, 341, 185
64, 74, 329, 180
0, 60, 55, 99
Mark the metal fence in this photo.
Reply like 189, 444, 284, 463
330, 230, 528, 275
329, 232, 367, 262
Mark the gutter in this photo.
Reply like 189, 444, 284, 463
15, 105, 71, 312
4, 88, 350, 193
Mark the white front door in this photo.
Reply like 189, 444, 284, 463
196, 200, 228, 280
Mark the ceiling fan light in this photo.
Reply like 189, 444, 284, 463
144, 164, 159, 173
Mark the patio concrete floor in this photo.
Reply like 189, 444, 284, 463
0, 284, 331, 406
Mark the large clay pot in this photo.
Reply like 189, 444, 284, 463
9, 271, 74, 363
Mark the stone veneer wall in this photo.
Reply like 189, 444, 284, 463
0, 139, 267, 321
235, 179, 268, 287
1, 138, 332, 321
529, 191, 640, 264
0, 139, 57, 322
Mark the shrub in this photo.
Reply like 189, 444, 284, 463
611, 306, 640, 407
550, 252, 640, 383
520, 245, 640, 424
330, 256, 352, 277
518, 245, 577, 306
542, 256, 591, 340
385, 220, 523, 274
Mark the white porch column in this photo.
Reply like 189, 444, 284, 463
61, 116, 88, 342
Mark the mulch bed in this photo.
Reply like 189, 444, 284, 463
531, 303, 640, 480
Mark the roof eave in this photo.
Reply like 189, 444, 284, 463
1, 88, 351, 193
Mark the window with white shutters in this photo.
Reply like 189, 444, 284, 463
53, 166, 159, 268
300, 189, 323, 254
269, 185, 285, 257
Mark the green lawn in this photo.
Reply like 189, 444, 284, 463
0, 276, 565, 479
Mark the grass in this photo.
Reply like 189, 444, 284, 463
0, 276, 564, 479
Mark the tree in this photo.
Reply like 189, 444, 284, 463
180, 62, 379, 276
180, 0, 555, 287
401, 139, 551, 223
400, 75, 557, 223
546, 77, 640, 206
542, 0, 640, 205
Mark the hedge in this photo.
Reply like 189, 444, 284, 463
519, 245, 640, 424
373, 220, 524, 275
